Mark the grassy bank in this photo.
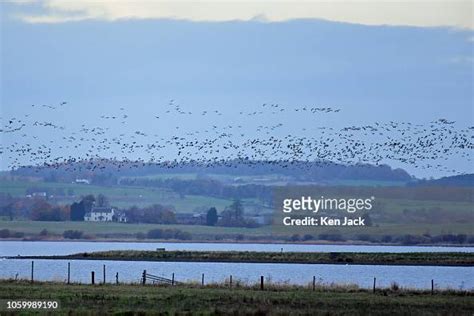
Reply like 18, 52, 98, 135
12, 250, 474, 266
0, 280, 472, 315
2, 220, 474, 243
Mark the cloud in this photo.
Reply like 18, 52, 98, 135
9, 0, 474, 29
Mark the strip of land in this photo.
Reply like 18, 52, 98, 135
9, 250, 474, 266
0, 281, 472, 315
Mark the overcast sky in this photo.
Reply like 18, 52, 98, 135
1, 1, 473, 177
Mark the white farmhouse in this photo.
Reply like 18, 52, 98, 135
84, 207, 127, 223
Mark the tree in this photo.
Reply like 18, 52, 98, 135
70, 202, 84, 221
82, 195, 96, 210
96, 194, 109, 207
30, 200, 61, 221
70, 195, 95, 221
229, 199, 244, 219
206, 207, 218, 226
219, 199, 247, 227
362, 213, 373, 227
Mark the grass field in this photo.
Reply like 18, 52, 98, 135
1, 220, 473, 242
119, 172, 408, 187
1, 178, 473, 241
0, 281, 472, 315
0, 179, 237, 212
0, 220, 271, 236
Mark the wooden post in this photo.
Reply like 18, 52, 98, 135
103, 265, 106, 284
142, 270, 146, 285
431, 279, 434, 295
172, 273, 175, 286
260, 276, 264, 290
201, 273, 204, 286
116, 272, 119, 285
230, 275, 232, 288
91, 271, 95, 285
312, 276, 316, 291
373, 277, 376, 293
67, 262, 70, 284
31, 261, 34, 283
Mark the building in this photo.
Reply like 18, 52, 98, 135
75, 179, 90, 184
84, 207, 127, 223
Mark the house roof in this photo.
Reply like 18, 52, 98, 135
91, 207, 115, 213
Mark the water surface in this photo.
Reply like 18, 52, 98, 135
0, 258, 472, 290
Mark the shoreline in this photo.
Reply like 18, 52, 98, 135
1, 239, 473, 248
7, 250, 474, 267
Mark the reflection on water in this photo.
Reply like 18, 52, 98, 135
1, 241, 472, 290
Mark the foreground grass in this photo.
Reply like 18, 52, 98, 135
15, 250, 474, 266
0, 280, 472, 315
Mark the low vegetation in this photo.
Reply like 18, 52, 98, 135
0, 280, 472, 315
13, 250, 474, 266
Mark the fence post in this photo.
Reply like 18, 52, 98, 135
431, 279, 434, 295
260, 276, 264, 290
142, 270, 146, 285
172, 273, 175, 286
116, 272, 119, 285
67, 262, 70, 284
230, 275, 232, 288
31, 261, 34, 283
201, 273, 204, 286
103, 265, 106, 284
91, 271, 95, 285
312, 276, 316, 291
373, 277, 376, 293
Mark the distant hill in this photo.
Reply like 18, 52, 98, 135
408, 174, 474, 187
10, 159, 413, 184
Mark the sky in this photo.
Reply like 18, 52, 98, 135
1, 1, 473, 178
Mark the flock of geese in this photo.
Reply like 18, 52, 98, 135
1, 100, 473, 175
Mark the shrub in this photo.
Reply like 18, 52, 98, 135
12, 231, 25, 238
302, 234, 314, 241
39, 229, 49, 236
63, 230, 83, 239
319, 233, 346, 242
356, 234, 372, 242
146, 228, 192, 240
136, 232, 146, 240
391, 282, 400, 291
290, 234, 301, 242
235, 234, 245, 241
0, 229, 10, 238
175, 230, 192, 240
147, 229, 163, 239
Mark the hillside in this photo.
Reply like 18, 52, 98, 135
10, 159, 413, 185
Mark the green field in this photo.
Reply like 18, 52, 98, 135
1, 178, 473, 242
1, 281, 472, 315
120, 172, 408, 187
1, 220, 473, 241
0, 179, 238, 212
0, 220, 271, 237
